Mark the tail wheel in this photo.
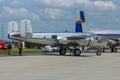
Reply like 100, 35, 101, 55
74, 49, 81, 56
96, 48, 102, 56
59, 48, 66, 55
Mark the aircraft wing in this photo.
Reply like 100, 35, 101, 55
109, 38, 119, 42
107, 38, 120, 46
57, 35, 92, 46
66, 35, 88, 40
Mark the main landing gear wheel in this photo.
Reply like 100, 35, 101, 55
96, 48, 102, 56
59, 48, 66, 55
74, 49, 81, 56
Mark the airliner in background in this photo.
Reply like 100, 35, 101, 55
8, 11, 106, 56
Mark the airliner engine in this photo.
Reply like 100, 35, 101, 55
20, 19, 33, 38
8, 21, 19, 34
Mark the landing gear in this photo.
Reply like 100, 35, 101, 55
74, 48, 81, 56
96, 48, 102, 56
59, 47, 81, 56
59, 46, 103, 56
59, 48, 66, 55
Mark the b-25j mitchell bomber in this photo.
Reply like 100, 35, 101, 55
8, 11, 107, 56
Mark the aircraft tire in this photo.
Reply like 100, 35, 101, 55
74, 49, 81, 56
96, 48, 102, 56
59, 48, 66, 55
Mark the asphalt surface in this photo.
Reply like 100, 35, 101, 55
0, 53, 120, 80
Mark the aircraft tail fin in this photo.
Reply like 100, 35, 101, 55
8, 21, 19, 34
80, 11, 85, 22
8, 21, 20, 39
75, 11, 88, 33
8, 19, 33, 39
20, 19, 33, 38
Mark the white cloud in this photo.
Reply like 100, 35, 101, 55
36, 0, 117, 10
2, 6, 40, 20
3, 6, 27, 16
76, 0, 89, 4
76, 0, 117, 10
52, 0, 74, 7
30, 13, 40, 20
94, 1, 116, 10
35, 0, 74, 7
44, 8, 62, 19
41, 0, 51, 4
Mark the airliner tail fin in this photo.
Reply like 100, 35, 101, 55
75, 11, 88, 33
80, 11, 85, 22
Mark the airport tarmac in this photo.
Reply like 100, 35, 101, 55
0, 53, 120, 80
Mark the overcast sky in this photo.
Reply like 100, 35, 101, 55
0, 0, 120, 40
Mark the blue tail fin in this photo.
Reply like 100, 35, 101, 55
75, 11, 85, 33
75, 22, 83, 32
80, 11, 85, 22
